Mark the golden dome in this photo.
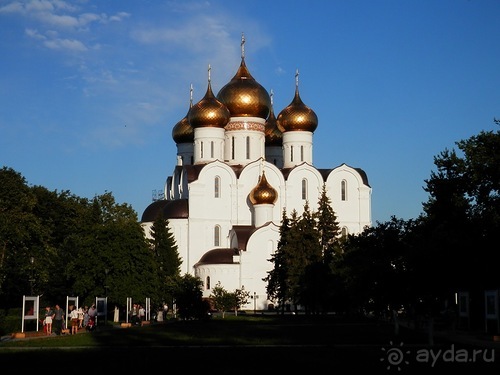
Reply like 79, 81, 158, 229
277, 71, 318, 133
265, 93, 282, 146
172, 107, 194, 144
188, 79, 230, 129
217, 58, 271, 119
249, 172, 278, 205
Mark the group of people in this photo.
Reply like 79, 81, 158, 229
43, 303, 97, 335
129, 303, 146, 325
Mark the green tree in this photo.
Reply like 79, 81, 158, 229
0, 167, 46, 307
149, 214, 182, 304
172, 273, 208, 320
418, 126, 500, 309
210, 281, 235, 318
264, 209, 291, 313
64, 192, 160, 308
315, 183, 341, 262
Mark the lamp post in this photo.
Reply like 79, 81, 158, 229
253, 292, 258, 315
104, 268, 109, 297
29, 256, 35, 295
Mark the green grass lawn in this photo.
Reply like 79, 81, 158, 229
1, 314, 498, 373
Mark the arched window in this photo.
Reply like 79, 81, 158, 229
214, 176, 220, 198
301, 178, 307, 200
210, 141, 214, 158
341, 180, 347, 201
214, 225, 221, 246
206, 276, 211, 290
200, 141, 204, 158
300, 145, 304, 161
290, 145, 294, 162
231, 137, 235, 159
246, 136, 250, 159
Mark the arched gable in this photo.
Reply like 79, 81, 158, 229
237, 159, 285, 226
285, 162, 325, 214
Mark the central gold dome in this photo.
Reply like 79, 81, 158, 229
217, 59, 271, 119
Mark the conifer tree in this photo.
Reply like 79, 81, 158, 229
149, 214, 182, 303
264, 208, 291, 313
315, 183, 342, 263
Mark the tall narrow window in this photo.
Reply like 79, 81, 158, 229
206, 276, 211, 290
246, 136, 250, 159
214, 176, 220, 198
214, 225, 220, 246
341, 180, 347, 201
231, 137, 235, 159
301, 178, 307, 200
211, 141, 214, 158
300, 145, 304, 161
291, 145, 294, 162
200, 141, 204, 158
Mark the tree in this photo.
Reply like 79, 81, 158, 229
418, 126, 500, 312
0, 167, 46, 307
149, 213, 182, 304
264, 209, 291, 313
172, 273, 208, 320
210, 282, 235, 318
315, 183, 341, 262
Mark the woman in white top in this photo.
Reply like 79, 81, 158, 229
44, 306, 53, 335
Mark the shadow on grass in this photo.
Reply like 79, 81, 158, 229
1, 315, 498, 373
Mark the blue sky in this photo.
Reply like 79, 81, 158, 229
1, 0, 499, 224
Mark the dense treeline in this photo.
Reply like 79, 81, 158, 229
0, 170, 189, 319
265, 125, 499, 327
1, 124, 498, 330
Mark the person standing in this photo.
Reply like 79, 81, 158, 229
44, 306, 54, 335
69, 305, 79, 334
52, 304, 65, 335
77, 306, 84, 328
87, 303, 97, 330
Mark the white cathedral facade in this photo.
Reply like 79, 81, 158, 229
141, 38, 372, 311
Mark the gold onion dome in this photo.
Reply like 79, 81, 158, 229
277, 70, 318, 133
265, 90, 282, 146
172, 104, 194, 144
217, 59, 271, 119
173, 85, 195, 143
217, 36, 271, 119
249, 172, 278, 205
188, 67, 231, 129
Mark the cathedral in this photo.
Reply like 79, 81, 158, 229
140, 36, 372, 311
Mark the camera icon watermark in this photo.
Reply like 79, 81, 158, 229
380, 341, 496, 369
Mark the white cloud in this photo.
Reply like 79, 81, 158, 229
44, 37, 87, 51
25, 28, 46, 40
0, 1, 24, 13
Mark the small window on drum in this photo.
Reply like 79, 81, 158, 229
206, 276, 211, 290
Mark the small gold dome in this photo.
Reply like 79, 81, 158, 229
277, 73, 318, 133
249, 172, 278, 205
188, 80, 230, 128
217, 59, 271, 119
172, 108, 194, 144
265, 100, 282, 146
